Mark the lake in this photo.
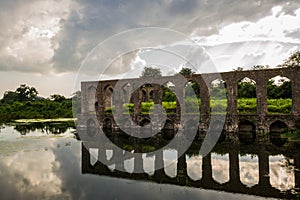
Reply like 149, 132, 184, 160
0, 122, 299, 199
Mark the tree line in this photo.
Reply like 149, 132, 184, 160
0, 84, 81, 122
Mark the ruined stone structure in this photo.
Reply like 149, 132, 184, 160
79, 67, 300, 142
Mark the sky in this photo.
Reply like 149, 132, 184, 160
0, 0, 300, 97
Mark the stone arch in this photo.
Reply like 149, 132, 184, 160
104, 85, 114, 110
267, 75, 292, 114
185, 80, 200, 113
142, 89, 147, 102
237, 77, 257, 114
161, 81, 176, 113
238, 120, 256, 144
87, 118, 97, 137
140, 83, 153, 102
162, 119, 175, 140
210, 79, 227, 114
87, 85, 97, 112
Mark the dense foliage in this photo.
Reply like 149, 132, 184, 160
0, 84, 81, 122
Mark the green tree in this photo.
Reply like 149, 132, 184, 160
49, 94, 66, 102
238, 80, 256, 98
1, 91, 18, 104
141, 66, 162, 77
15, 84, 38, 102
179, 67, 195, 76
282, 51, 300, 68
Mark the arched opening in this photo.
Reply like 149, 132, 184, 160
239, 154, 259, 187
238, 120, 256, 144
270, 120, 288, 146
212, 153, 229, 184
103, 118, 113, 129
139, 118, 151, 128
269, 155, 295, 191
87, 86, 97, 112
87, 118, 96, 137
267, 76, 292, 114
104, 85, 114, 113
210, 79, 227, 114
185, 80, 200, 113
95, 101, 98, 112
140, 84, 154, 114
162, 119, 175, 140
237, 77, 256, 114
142, 89, 147, 102
161, 81, 176, 114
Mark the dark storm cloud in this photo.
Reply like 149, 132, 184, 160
0, 0, 300, 73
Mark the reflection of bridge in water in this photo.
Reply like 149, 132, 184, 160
79, 67, 300, 142
82, 141, 300, 199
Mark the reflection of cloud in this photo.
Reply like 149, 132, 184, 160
239, 154, 259, 187
211, 153, 229, 183
0, 140, 64, 198
269, 155, 295, 191
187, 155, 202, 180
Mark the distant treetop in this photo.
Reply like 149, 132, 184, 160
140, 66, 162, 77
282, 51, 300, 68
178, 67, 195, 76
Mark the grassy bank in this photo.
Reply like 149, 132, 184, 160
106, 98, 292, 114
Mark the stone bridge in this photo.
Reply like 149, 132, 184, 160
78, 67, 300, 142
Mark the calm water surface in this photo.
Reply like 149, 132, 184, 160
0, 122, 298, 199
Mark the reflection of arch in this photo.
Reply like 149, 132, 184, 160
104, 85, 114, 109
139, 118, 151, 128
103, 118, 112, 129
164, 119, 174, 130
87, 86, 97, 112
270, 120, 288, 146
239, 120, 256, 132
270, 120, 288, 133
238, 120, 256, 144
87, 118, 96, 137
